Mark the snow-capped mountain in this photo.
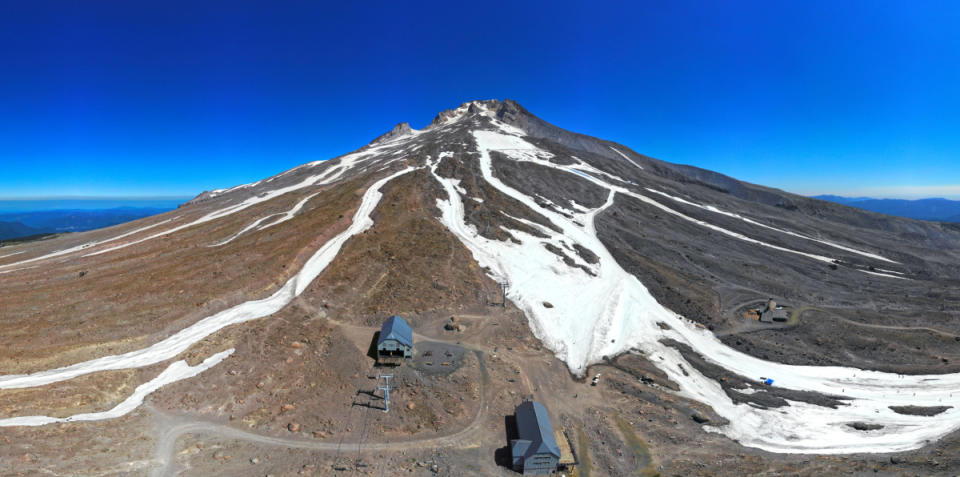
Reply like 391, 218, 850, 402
1, 100, 959, 473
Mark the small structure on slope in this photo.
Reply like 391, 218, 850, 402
510, 401, 562, 475
759, 298, 788, 323
377, 315, 413, 365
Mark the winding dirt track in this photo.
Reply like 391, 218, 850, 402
149, 348, 490, 477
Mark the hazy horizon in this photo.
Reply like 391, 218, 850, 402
1, 2, 957, 201
0, 197, 191, 213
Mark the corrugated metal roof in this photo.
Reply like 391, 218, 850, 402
514, 401, 561, 458
377, 315, 413, 348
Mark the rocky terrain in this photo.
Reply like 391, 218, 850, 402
0, 99, 958, 475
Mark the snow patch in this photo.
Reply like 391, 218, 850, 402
208, 190, 323, 247
0, 349, 233, 427
859, 269, 910, 280
428, 127, 960, 454
610, 147, 644, 170
83, 144, 404, 258
0, 219, 176, 271
0, 168, 414, 390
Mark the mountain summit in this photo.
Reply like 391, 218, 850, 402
1, 100, 959, 472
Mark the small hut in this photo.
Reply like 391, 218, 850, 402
760, 299, 788, 323
376, 315, 413, 364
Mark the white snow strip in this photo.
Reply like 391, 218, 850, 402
429, 126, 960, 454
646, 188, 897, 264
478, 130, 837, 264
0, 219, 176, 271
207, 213, 282, 247
208, 191, 323, 247
257, 191, 322, 232
859, 269, 910, 280
0, 349, 233, 427
0, 251, 24, 259
877, 268, 905, 275
0, 168, 413, 389
0, 266, 36, 275
610, 147, 644, 170
82, 145, 403, 258
619, 190, 836, 264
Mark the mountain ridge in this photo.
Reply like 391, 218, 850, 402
814, 194, 960, 222
1, 99, 960, 473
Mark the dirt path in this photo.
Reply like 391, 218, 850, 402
149, 347, 491, 477
716, 301, 959, 340
827, 313, 959, 339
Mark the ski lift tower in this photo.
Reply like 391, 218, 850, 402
377, 373, 393, 413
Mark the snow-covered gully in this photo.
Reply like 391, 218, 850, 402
0, 167, 413, 392
429, 127, 960, 454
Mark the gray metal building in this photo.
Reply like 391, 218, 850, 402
377, 315, 413, 363
759, 299, 788, 323
511, 401, 561, 475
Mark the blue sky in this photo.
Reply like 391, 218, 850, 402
1, 1, 958, 199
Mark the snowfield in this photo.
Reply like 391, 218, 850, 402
429, 127, 960, 454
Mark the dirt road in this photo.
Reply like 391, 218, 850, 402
149, 348, 491, 476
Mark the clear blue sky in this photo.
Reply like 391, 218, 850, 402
1, 1, 958, 199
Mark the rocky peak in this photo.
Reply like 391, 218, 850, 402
371, 122, 414, 144
428, 99, 528, 128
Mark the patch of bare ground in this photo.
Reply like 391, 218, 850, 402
308, 168, 505, 322
889, 405, 953, 416
721, 308, 960, 374
150, 301, 483, 442
0, 366, 155, 419
0, 412, 156, 476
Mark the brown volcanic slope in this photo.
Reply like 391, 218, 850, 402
0, 100, 959, 476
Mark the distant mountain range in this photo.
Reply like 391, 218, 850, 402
0, 203, 184, 242
813, 195, 960, 223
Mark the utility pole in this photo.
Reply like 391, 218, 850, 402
499, 280, 509, 308
377, 373, 393, 413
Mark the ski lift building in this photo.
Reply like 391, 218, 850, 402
511, 401, 561, 475
377, 315, 413, 364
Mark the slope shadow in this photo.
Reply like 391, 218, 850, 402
366, 331, 380, 361
493, 414, 518, 469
